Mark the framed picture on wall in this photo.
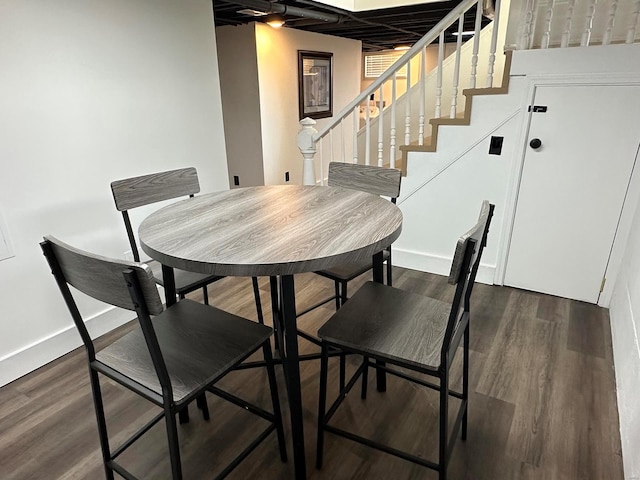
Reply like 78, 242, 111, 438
298, 50, 333, 120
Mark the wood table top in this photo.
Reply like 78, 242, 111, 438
139, 185, 403, 277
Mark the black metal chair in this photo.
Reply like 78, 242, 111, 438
316, 201, 494, 480
297, 162, 402, 317
111, 167, 264, 321
41, 236, 287, 480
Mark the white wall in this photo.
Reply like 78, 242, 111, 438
215, 23, 361, 186
217, 24, 265, 188
395, 76, 524, 283
0, 0, 230, 386
254, 23, 362, 185
610, 191, 640, 478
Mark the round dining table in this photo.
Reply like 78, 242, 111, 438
139, 184, 403, 479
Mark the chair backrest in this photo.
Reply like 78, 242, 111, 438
448, 200, 494, 286
111, 167, 200, 211
110, 167, 200, 261
327, 162, 402, 199
440, 201, 494, 362
42, 235, 164, 316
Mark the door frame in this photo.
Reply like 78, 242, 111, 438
494, 73, 640, 307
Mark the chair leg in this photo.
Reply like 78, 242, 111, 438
252, 277, 264, 325
165, 406, 183, 480
333, 281, 341, 310
201, 286, 209, 305
269, 276, 281, 351
89, 369, 115, 480
178, 408, 189, 424
316, 343, 329, 469
462, 324, 470, 441
361, 356, 369, 399
439, 370, 449, 480
339, 353, 346, 392
263, 341, 288, 462
196, 394, 210, 421
386, 249, 393, 286
340, 280, 348, 307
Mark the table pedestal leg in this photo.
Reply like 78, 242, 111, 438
161, 265, 177, 307
280, 275, 307, 480
372, 251, 387, 392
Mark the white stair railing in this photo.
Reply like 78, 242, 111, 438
297, 0, 640, 184
518, 0, 640, 49
297, 0, 496, 184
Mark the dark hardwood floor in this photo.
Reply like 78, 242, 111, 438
0, 268, 623, 479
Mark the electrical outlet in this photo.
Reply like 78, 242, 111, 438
124, 250, 134, 261
285, 171, 290, 182
233, 175, 240, 186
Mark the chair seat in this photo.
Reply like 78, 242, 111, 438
147, 259, 223, 294
315, 250, 390, 282
318, 281, 452, 370
95, 299, 272, 404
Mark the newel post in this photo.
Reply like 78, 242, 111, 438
297, 117, 318, 186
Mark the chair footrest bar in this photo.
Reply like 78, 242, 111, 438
236, 348, 348, 370
93, 362, 163, 406
297, 329, 322, 346
296, 295, 337, 317
325, 362, 366, 423
108, 460, 140, 480
214, 425, 278, 480
374, 364, 464, 399
207, 386, 275, 423
111, 411, 166, 459
323, 424, 440, 471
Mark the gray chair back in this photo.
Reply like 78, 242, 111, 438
111, 167, 200, 212
111, 167, 200, 262
448, 200, 494, 285
328, 162, 402, 199
42, 235, 163, 316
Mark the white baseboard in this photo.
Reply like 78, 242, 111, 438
0, 306, 134, 387
393, 248, 496, 284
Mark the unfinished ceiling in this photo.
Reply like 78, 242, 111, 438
212, 0, 491, 52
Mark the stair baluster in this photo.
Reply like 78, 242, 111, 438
419, 48, 426, 145
435, 31, 444, 119
450, 15, 464, 118
365, 95, 371, 165
390, 74, 397, 169
470, 0, 483, 89
330, 128, 335, 165
603, 0, 619, 46
581, 0, 597, 47
378, 87, 384, 166
541, 0, 555, 49
352, 106, 358, 164
487, 0, 502, 87
340, 119, 345, 163
561, 0, 577, 48
627, 0, 640, 43
405, 61, 411, 146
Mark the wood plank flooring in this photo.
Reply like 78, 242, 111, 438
0, 268, 623, 479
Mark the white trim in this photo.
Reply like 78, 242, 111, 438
0, 306, 133, 387
394, 247, 496, 284
496, 72, 640, 309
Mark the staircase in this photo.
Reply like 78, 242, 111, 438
297, 0, 640, 184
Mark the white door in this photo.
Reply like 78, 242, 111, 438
505, 84, 640, 303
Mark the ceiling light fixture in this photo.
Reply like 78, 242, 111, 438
393, 44, 411, 51
452, 31, 476, 36
266, 16, 285, 28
